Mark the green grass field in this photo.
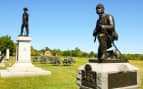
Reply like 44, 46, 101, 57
0, 57, 142, 89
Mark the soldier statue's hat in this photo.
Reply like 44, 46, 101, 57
23, 7, 28, 11
96, 4, 104, 9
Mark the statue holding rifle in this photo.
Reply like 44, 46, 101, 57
93, 4, 118, 63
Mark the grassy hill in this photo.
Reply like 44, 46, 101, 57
0, 57, 142, 89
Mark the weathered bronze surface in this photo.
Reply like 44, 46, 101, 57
93, 4, 119, 63
108, 72, 137, 89
19, 7, 29, 36
81, 70, 97, 89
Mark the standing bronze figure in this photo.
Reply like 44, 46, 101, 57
93, 4, 118, 63
19, 8, 29, 36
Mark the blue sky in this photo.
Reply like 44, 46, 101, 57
0, 0, 143, 53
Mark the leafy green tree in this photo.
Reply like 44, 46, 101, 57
31, 46, 40, 56
37, 47, 98, 58
0, 35, 16, 55
82, 52, 88, 57
72, 47, 82, 57
62, 50, 71, 57
89, 51, 96, 57
45, 46, 50, 51
51, 49, 57, 56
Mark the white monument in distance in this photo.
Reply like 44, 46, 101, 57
0, 36, 51, 77
6, 49, 10, 60
0, 51, 5, 67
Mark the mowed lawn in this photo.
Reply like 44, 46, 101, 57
0, 57, 142, 89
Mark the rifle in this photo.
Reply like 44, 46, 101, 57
93, 24, 102, 43
103, 28, 122, 57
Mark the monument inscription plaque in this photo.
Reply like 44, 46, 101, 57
108, 72, 137, 89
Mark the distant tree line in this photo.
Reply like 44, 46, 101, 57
36, 47, 96, 58
1, 35, 143, 60
31, 47, 143, 60
121, 54, 143, 60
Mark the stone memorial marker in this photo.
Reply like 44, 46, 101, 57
77, 4, 141, 89
6, 49, 10, 60
62, 57, 75, 66
32, 56, 39, 62
40, 55, 48, 64
0, 51, 5, 67
50, 56, 61, 65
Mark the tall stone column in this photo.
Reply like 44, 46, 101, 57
16, 36, 32, 63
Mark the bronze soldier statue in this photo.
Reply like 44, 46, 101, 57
19, 7, 29, 36
93, 4, 118, 63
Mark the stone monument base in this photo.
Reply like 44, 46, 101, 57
0, 63, 51, 77
77, 62, 141, 89
0, 61, 5, 67
0, 63, 5, 67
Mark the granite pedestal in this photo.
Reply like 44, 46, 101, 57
0, 61, 5, 67
0, 36, 51, 77
77, 59, 141, 89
